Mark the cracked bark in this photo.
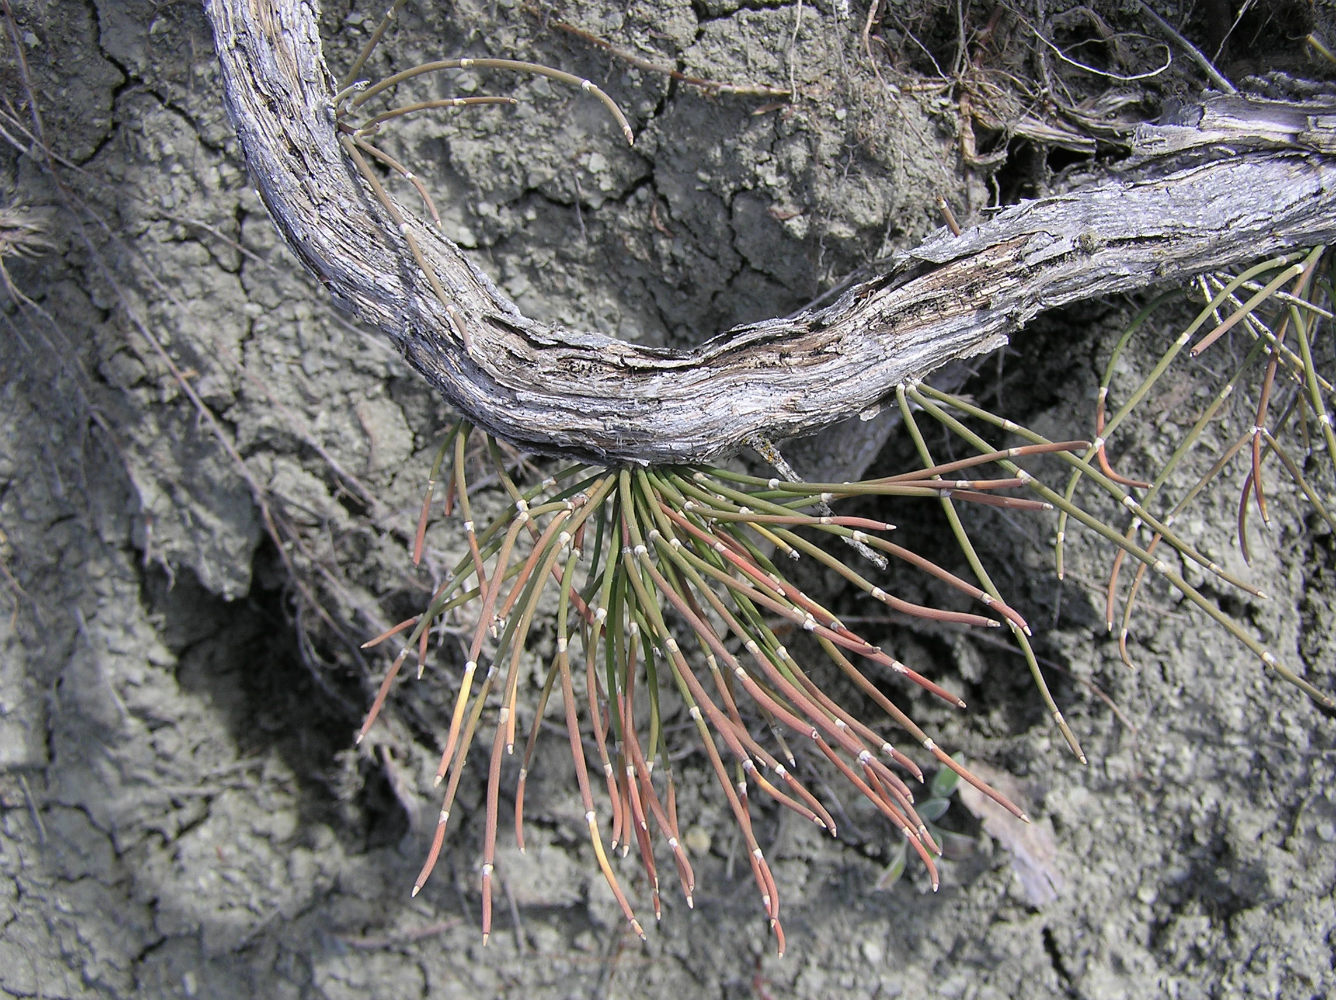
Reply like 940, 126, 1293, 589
206, 0, 1336, 465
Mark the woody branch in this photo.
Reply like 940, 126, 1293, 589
206, 0, 1336, 464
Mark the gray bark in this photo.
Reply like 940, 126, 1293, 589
205, 0, 1336, 464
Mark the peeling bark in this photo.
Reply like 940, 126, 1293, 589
206, 0, 1336, 464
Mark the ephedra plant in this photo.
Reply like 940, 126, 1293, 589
204, 0, 1336, 952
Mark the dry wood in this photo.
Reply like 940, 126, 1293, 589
205, 0, 1336, 464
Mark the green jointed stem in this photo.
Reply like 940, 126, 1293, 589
1291, 251, 1336, 474
1203, 273, 1333, 392
908, 387, 1334, 708
337, 0, 409, 92
1189, 259, 1312, 357
1057, 257, 1307, 575
351, 136, 445, 227
1102, 336, 1270, 635
413, 424, 460, 564
346, 57, 635, 144
897, 387, 1087, 763
1260, 429, 1336, 535
1102, 255, 1305, 441
917, 383, 1264, 598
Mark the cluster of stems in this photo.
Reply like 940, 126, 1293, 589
1065, 246, 1336, 686
356, 422, 1093, 950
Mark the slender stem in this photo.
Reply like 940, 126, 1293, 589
897, 387, 1087, 763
